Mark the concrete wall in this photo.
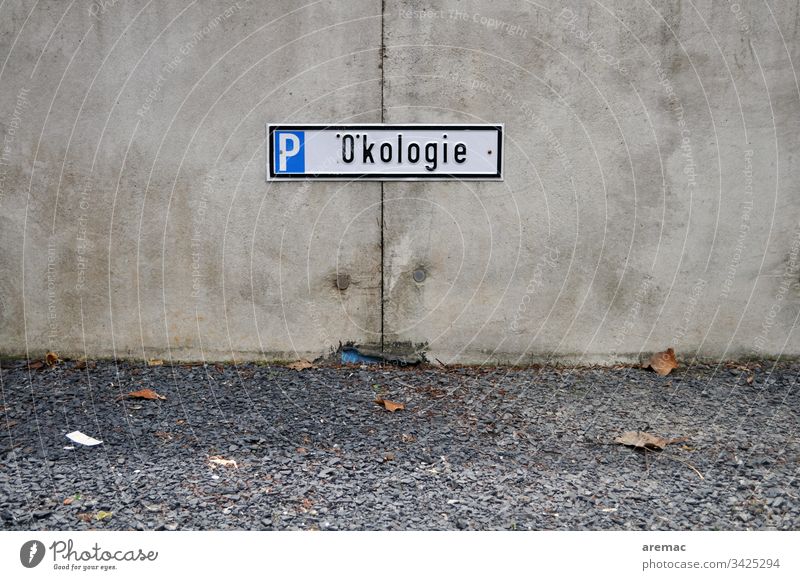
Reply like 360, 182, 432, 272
1, 0, 799, 364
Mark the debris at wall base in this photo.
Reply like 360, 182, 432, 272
338, 342, 426, 366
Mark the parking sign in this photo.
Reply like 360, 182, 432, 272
266, 124, 503, 181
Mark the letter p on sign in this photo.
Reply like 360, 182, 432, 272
275, 131, 304, 173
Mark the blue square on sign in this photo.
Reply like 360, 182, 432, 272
274, 131, 305, 173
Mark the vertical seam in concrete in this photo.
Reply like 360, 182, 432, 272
380, 0, 385, 353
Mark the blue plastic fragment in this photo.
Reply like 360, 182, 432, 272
341, 349, 382, 365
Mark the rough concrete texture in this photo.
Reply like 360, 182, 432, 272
383, 0, 800, 363
1, 1, 799, 363
0, 0, 382, 362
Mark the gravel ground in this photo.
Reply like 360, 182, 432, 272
1, 358, 798, 531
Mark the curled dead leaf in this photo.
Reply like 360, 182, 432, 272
63, 497, 74, 505
208, 455, 238, 468
644, 348, 678, 376
126, 389, 166, 401
614, 430, 688, 450
375, 398, 405, 412
287, 359, 314, 371
45, 351, 60, 366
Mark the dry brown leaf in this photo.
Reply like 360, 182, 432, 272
63, 497, 74, 505
296, 447, 307, 455
614, 430, 688, 450
147, 359, 164, 366
45, 351, 59, 366
208, 455, 238, 468
384, 400, 404, 412
28, 360, 44, 370
126, 388, 166, 401
287, 359, 314, 371
77, 513, 93, 522
375, 398, 405, 412
644, 348, 678, 376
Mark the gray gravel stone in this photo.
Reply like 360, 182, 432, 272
1, 360, 798, 530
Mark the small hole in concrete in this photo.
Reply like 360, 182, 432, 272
336, 273, 351, 290
412, 269, 426, 283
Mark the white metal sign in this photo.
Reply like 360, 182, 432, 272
266, 124, 503, 181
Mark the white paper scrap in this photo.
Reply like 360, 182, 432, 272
65, 431, 103, 446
